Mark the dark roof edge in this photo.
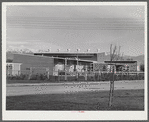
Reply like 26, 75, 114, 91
104, 61, 137, 63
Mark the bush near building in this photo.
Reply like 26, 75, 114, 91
6, 72, 144, 83
140, 63, 144, 72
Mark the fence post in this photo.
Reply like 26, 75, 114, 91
85, 65, 88, 81
97, 71, 99, 81
122, 72, 123, 80
47, 69, 49, 80
84, 67, 88, 81
46, 68, 50, 80
94, 72, 96, 81
65, 58, 67, 81
58, 70, 60, 82
29, 67, 32, 80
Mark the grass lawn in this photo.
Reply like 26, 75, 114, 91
6, 89, 144, 110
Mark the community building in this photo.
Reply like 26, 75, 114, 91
6, 53, 95, 76
104, 61, 137, 72
6, 51, 138, 76
34, 51, 106, 63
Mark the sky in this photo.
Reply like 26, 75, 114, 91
6, 5, 145, 56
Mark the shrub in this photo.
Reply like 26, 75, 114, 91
140, 63, 144, 72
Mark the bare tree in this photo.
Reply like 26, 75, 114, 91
121, 52, 124, 61
108, 44, 121, 108
7, 48, 33, 54
116, 46, 121, 61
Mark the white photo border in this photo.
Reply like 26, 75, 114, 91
2, 2, 148, 120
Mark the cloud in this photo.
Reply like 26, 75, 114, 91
7, 41, 28, 45
5, 5, 145, 56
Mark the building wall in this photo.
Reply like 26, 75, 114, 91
34, 53, 103, 62
78, 55, 97, 61
6, 63, 21, 75
129, 62, 137, 72
116, 62, 137, 72
6, 53, 14, 62
13, 54, 54, 75
97, 52, 105, 63
118, 62, 137, 72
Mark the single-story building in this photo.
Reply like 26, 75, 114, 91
104, 61, 137, 72
6, 53, 95, 76
6, 53, 138, 76
34, 51, 106, 63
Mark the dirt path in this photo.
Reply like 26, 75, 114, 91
6, 80, 144, 96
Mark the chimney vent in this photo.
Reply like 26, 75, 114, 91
77, 49, 80, 52
97, 49, 100, 52
48, 49, 51, 52
87, 49, 90, 52
67, 49, 70, 52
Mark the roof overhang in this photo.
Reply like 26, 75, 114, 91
104, 61, 137, 63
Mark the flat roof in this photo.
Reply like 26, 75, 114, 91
104, 61, 137, 63
6, 63, 22, 64
34, 52, 105, 55
12, 53, 95, 63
